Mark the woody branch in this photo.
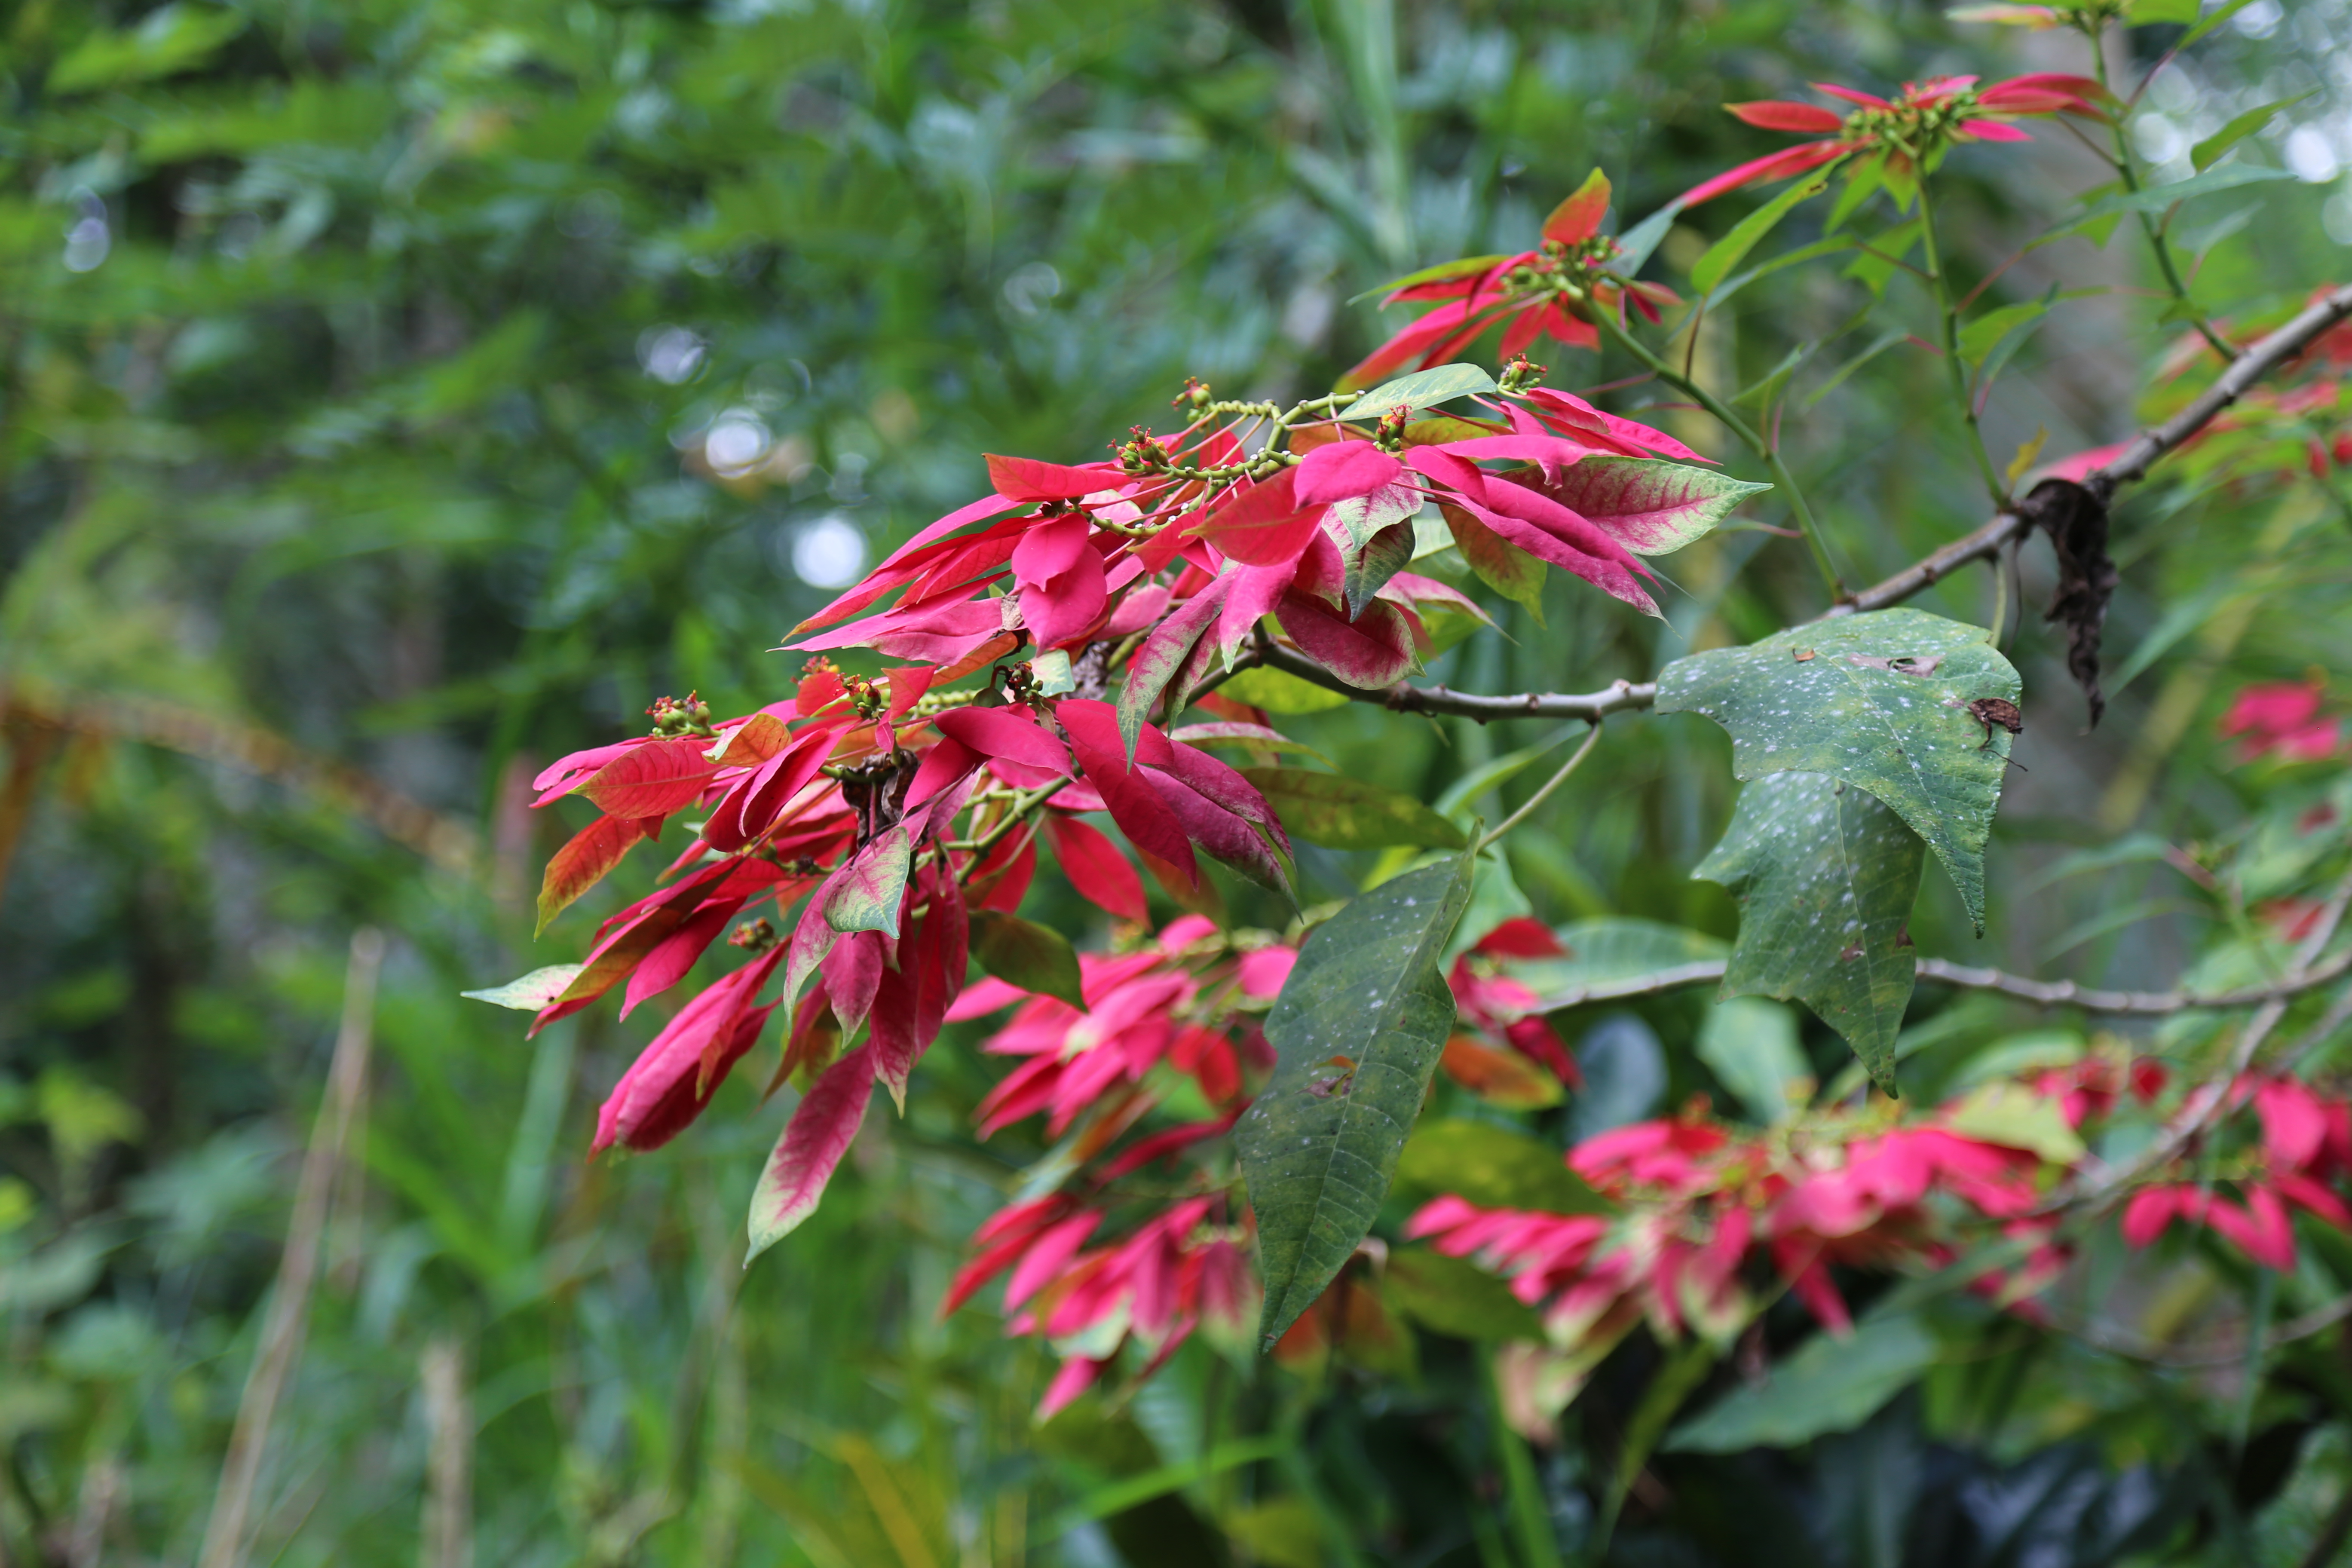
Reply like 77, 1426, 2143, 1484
1225, 280, 2352, 724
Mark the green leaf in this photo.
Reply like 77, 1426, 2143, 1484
49, 3, 247, 94
1690, 165, 1840, 297
1039, 1436, 1290, 1537
1610, 199, 1685, 281
2179, 0, 2263, 47
2126, 0, 2202, 21
1215, 665, 1350, 714
1665, 1311, 1945, 1453
1354, 254, 1510, 305
822, 824, 914, 934
1696, 995, 1810, 1124
1806, 331, 1907, 407
1238, 849, 1476, 1350
1338, 362, 1499, 422
1393, 1117, 1613, 1215
1654, 606, 2020, 930
2192, 91, 2317, 172
1730, 343, 1812, 415
1709, 236, 1857, 313
968, 910, 1086, 1010
1386, 1249, 1543, 1340
1840, 216, 1921, 299
1943, 1080, 2088, 1164
1502, 918, 1727, 998
1958, 295, 2049, 368
1693, 773, 1925, 1094
1240, 768, 1468, 851
461, 965, 586, 1011
2032, 164, 2297, 252
1433, 726, 1583, 824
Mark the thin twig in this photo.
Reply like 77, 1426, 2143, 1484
1222, 280, 2352, 722
1253, 634, 1656, 724
2043, 865, 2352, 1217
1834, 281, 2352, 619
199, 929, 385, 1568
1475, 722, 1603, 852
1524, 946, 2352, 1017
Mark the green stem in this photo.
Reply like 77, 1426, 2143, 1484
1595, 313, 1850, 600
1484, 1355, 1565, 1568
1475, 721, 1602, 854
1912, 175, 2009, 508
2091, 34, 2237, 364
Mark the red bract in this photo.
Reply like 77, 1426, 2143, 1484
2220, 680, 2343, 763
1344, 170, 1679, 387
1681, 73, 2114, 209
939, 917, 1276, 1412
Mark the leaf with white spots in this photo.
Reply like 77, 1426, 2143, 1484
1654, 608, 2018, 930
1237, 845, 1476, 1351
1694, 772, 1923, 1095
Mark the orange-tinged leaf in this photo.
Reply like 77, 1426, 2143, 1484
1440, 1035, 1565, 1109
1542, 168, 1612, 245
708, 710, 791, 767
580, 735, 720, 818
536, 814, 651, 935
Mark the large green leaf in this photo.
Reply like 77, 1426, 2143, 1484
1655, 607, 2018, 929
1238, 849, 1476, 1349
1240, 768, 1468, 851
1665, 1311, 1945, 1453
1338, 362, 1498, 421
1393, 1117, 1611, 1215
1385, 1249, 1542, 1341
1695, 995, 1810, 1124
1694, 772, 1924, 1094
968, 910, 1086, 1011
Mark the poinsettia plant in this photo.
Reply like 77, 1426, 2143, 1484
470, 7, 2352, 1549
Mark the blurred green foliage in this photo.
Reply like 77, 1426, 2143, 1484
4, 0, 2352, 1563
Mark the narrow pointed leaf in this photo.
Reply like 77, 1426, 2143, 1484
1118, 586, 1225, 760
1358, 253, 1510, 303
1238, 847, 1477, 1349
1690, 166, 1838, 296
746, 1043, 876, 1262
2191, 91, 2313, 172
1655, 608, 2019, 929
1693, 773, 1924, 1094
462, 964, 586, 1011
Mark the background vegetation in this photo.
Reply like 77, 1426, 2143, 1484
4, 0, 2351, 1563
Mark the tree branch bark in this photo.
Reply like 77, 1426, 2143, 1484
1250, 279, 2352, 717
1526, 945, 2352, 1017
